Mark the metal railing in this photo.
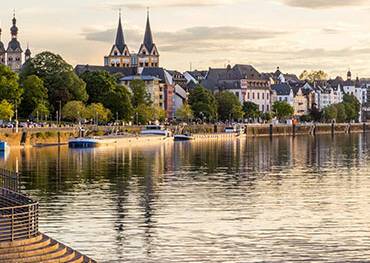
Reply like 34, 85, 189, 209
0, 188, 39, 242
0, 168, 19, 192
0, 169, 39, 242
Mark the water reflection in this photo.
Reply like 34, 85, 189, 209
3, 134, 370, 262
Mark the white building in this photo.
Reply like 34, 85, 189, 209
243, 79, 272, 113
271, 83, 294, 106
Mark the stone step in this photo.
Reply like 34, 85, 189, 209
64, 253, 85, 263
0, 239, 59, 260
5, 244, 67, 263
42, 247, 77, 263
0, 234, 51, 254
0, 233, 43, 248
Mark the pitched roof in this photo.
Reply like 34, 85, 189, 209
271, 83, 292, 96
114, 14, 127, 54
143, 11, 154, 51
0, 29, 4, 53
141, 67, 167, 83
121, 75, 160, 81
74, 64, 137, 76
7, 38, 22, 52
186, 70, 208, 80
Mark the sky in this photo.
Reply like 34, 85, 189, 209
2, 0, 370, 77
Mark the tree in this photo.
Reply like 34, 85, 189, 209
62, 101, 86, 122
176, 103, 193, 122
86, 103, 112, 123
80, 71, 116, 104
272, 101, 294, 120
32, 103, 50, 121
152, 106, 166, 122
299, 70, 328, 82
0, 64, 23, 106
133, 105, 153, 125
188, 85, 217, 121
20, 75, 48, 117
309, 104, 322, 122
323, 105, 337, 122
130, 80, 152, 107
343, 94, 360, 122
0, 100, 14, 121
336, 103, 347, 123
215, 91, 243, 121
261, 112, 272, 122
104, 85, 133, 122
20, 51, 88, 112
243, 101, 261, 120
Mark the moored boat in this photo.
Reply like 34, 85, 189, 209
141, 125, 169, 136
0, 141, 9, 151
174, 134, 194, 141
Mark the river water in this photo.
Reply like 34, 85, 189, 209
3, 134, 370, 262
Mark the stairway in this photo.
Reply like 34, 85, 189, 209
0, 233, 95, 263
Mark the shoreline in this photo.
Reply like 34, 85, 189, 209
0, 123, 368, 148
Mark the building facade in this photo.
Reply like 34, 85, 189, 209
0, 14, 31, 71
104, 11, 159, 70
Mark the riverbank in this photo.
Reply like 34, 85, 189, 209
0, 123, 368, 147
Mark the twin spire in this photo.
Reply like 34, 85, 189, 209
114, 8, 155, 53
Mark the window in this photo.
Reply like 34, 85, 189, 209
247, 92, 250, 100
160, 95, 163, 100
262, 93, 265, 100
252, 92, 255, 100
262, 105, 265, 112
257, 93, 260, 100
139, 63, 144, 67
267, 105, 270, 111
114, 51, 118, 56
235, 92, 239, 98
145, 62, 149, 67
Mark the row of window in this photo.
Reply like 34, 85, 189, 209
247, 92, 270, 100
139, 62, 158, 67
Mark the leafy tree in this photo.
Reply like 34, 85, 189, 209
86, 103, 111, 123
188, 85, 217, 121
343, 94, 360, 121
176, 103, 193, 122
104, 85, 133, 122
299, 70, 328, 82
215, 91, 243, 121
261, 112, 272, 122
80, 71, 116, 104
152, 106, 166, 122
272, 101, 294, 120
336, 103, 347, 123
62, 101, 86, 122
323, 105, 337, 122
133, 105, 153, 125
0, 64, 23, 106
0, 100, 14, 121
20, 75, 48, 117
20, 51, 88, 111
130, 80, 152, 107
32, 103, 50, 121
243, 101, 261, 119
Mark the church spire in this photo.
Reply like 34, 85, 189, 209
115, 9, 125, 53
143, 8, 154, 51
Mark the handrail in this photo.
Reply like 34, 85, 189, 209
0, 181, 39, 242
0, 168, 19, 192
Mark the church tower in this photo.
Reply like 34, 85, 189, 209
138, 10, 159, 68
25, 43, 31, 62
7, 13, 23, 71
0, 27, 5, 65
104, 11, 131, 68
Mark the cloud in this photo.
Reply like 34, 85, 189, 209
82, 26, 285, 53
279, 0, 368, 9
105, 0, 248, 10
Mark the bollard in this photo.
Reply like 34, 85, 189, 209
363, 122, 366, 133
292, 123, 296, 137
331, 122, 335, 136
269, 124, 273, 139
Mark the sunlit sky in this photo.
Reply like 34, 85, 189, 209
2, 0, 370, 77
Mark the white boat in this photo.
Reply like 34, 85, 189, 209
224, 125, 245, 135
141, 125, 169, 136
174, 134, 194, 141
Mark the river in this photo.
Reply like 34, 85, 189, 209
3, 134, 370, 262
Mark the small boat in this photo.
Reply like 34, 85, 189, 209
141, 125, 169, 136
69, 137, 100, 148
0, 141, 8, 151
174, 134, 194, 141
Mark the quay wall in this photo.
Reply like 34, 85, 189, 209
0, 123, 368, 147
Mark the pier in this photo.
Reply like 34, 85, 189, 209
0, 169, 95, 262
